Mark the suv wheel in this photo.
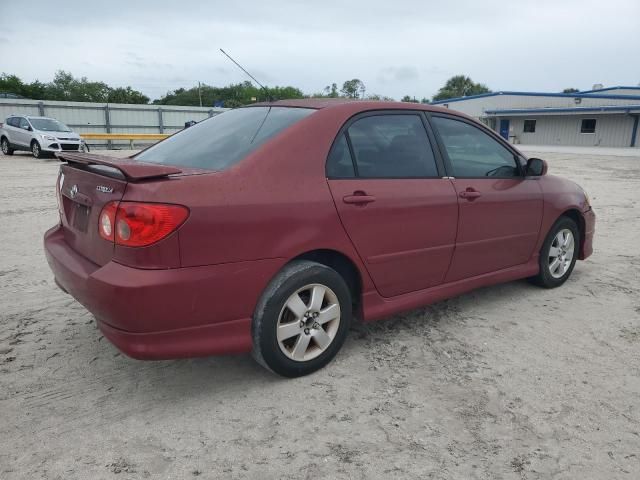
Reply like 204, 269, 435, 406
252, 260, 352, 377
1, 137, 14, 155
529, 216, 580, 288
31, 140, 42, 159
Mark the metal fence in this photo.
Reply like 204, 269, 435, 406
0, 99, 228, 149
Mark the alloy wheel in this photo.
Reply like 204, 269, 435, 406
32, 143, 40, 158
276, 283, 341, 362
1, 139, 7, 154
548, 228, 575, 278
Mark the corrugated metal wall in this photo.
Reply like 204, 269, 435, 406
0, 99, 227, 148
504, 114, 636, 147
438, 94, 640, 118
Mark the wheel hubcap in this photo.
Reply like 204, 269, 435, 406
548, 228, 575, 279
33, 144, 39, 156
276, 283, 341, 362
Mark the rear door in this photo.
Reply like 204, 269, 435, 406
429, 114, 543, 282
327, 112, 459, 297
58, 164, 126, 265
13, 117, 30, 146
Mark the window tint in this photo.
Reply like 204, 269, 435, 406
29, 118, 71, 132
7, 117, 19, 127
136, 107, 315, 170
346, 115, 438, 178
580, 118, 596, 134
523, 119, 536, 133
326, 134, 355, 177
432, 116, 519, 178
18, 118, 29, 129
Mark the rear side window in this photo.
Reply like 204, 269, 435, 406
326, 134, 355, 177
136, 107, 315, 170
345, 115, 438, 178
431, 116, 519, 178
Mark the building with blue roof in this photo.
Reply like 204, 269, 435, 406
430, 86, 640, 148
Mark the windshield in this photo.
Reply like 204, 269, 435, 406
29, 118, 71, 132
135, 106, 315, 170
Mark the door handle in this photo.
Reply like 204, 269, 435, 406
343, 191, 376, 205
459, 188, 482, 200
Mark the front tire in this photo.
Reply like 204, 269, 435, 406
529, 216, 579, 288
1, 137, 14, 155
31, 140, 42, 159
252, 260, 352, 377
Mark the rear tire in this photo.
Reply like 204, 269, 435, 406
529, 216, 579, 288
31, 140, 42, 159
1, 137, 14, 155
252, 260, 352, 377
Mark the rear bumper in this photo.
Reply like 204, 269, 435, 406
580, 208, 595, 260
44, 224, 283, 359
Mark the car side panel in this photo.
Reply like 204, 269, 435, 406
535, 174, 593, 258
122, 109, 378, 293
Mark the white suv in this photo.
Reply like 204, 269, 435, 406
1, 115, 83, 158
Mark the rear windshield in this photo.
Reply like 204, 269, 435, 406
135, 106, 315, 170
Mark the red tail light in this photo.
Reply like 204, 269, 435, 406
99, 201, 189, 247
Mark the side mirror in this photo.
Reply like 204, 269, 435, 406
525, 157, 547, 176
22, 125, 31, 131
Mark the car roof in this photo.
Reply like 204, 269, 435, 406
251, 98, 461, 116
7, 115, 53, 119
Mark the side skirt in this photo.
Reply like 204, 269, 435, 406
362, 257, 539, 322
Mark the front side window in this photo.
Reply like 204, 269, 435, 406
432, 116, 520, 178
523, 119, 536, 133
580, 118, 596, 134
18, 118, 29, 129
29, 118, 71, 132
345, 114, 438, 178
136, 106, 315, 170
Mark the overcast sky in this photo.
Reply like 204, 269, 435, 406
1, 0, 639, 101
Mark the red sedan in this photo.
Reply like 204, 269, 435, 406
44, 100, 595, 377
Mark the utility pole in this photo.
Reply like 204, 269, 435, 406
198, 81, 203, 107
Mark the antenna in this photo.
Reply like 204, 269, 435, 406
219, 48, 272, 101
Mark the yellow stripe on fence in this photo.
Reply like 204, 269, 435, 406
80, 133, 170, 149
80, 133, 170, 140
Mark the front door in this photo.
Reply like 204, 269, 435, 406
326, 112, 459, 297
499, 119, 510, 140
430, 115, 543, 282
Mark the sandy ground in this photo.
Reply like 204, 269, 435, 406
0, 148, 639, 480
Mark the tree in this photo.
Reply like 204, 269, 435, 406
401, 95, 419, 103
0, 71, 149, 103
562, 87, 580, 93
108, 86, 150, 104
432, 75, 491, 101
341, 79, 366, 99
153, 81, 303, 107
367, 93, 394, 101
321, 83, 339, 98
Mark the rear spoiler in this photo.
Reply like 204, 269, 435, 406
56, 152, 182, 181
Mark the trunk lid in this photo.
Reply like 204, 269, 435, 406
56, 152, 187, 266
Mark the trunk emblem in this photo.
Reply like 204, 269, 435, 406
70, 184, 78, 198
96, 185, 114, 194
